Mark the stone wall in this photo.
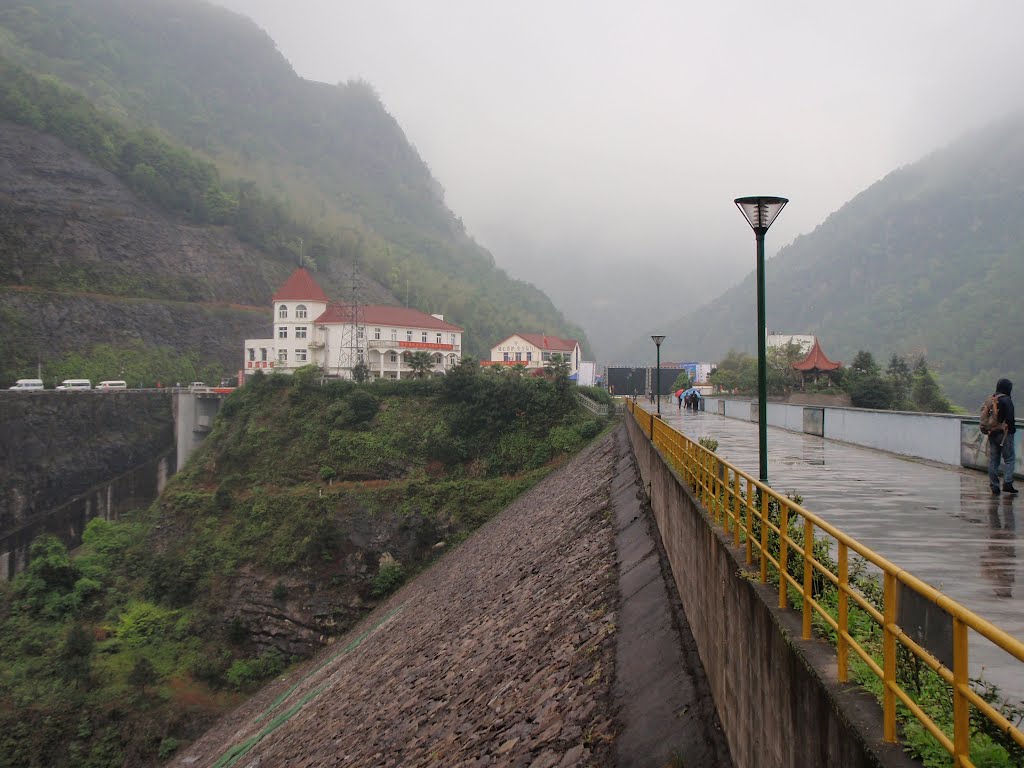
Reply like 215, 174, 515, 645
625, 415, 917, 768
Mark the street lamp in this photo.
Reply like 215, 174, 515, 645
734, 196, 788, 483
651, 335, 665, 416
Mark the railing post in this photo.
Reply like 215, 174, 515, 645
743, 475, 752, 565
733, 471, 741, 548
778, 500, 789, 609
838, 543, 849, 682
759, 487, 768, 583
883, 572, 897, 742
803, 518, 813, 640
952, 617, 970, 764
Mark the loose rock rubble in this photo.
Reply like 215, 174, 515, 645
173, 432, 621, 767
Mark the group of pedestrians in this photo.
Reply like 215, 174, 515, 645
988, 378, 1018, 495
678, 391, 700, 411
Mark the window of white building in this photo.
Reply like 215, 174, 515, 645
526, 352, 532, 362
391, 329, 397, 341
389, 351, 397, 363
503, 352, 510, 361
296, 349, 307, 362
436, 332, 442, 344
278, 326, 288, 339
296, 304, 307, 319
278, 349, 288, 364
248, 348, 255, 361
450, 334, 456, 345
515, 352, 522, 361
406, 330, 413, 341
374, 328, 381, 340
260, 348, 268, 361
295, 326, 307, 339
278, 305, 288, 319
421, 331, 428, 343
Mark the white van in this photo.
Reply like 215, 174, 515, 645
9, 378, 44, 390
97, 380, 127, 390
56, 379, 92, 390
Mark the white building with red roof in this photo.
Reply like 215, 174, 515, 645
485, 333, 582, 375
243, 268, 463, 379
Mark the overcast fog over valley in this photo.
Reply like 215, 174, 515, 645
213, 0, 1024, 362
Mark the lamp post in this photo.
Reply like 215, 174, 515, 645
734, 196, 788, 483
651, 335, 665, 416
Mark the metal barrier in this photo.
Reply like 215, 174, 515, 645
627, 400, 1024, 767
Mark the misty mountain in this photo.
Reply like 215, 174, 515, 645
0, 0, 586, 366
639, 113, 1024, 409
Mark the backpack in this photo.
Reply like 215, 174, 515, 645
979, 394, 1005, 435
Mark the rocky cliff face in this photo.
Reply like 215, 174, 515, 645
0, 119, 303, 377
0, 120, 291, 303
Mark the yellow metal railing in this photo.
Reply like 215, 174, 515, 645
626, 401, 1024, 767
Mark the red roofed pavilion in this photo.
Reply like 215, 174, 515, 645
791, 337, 842, 385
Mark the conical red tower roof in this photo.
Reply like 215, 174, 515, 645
272, 268, 329, 303
791, 337, 842, 372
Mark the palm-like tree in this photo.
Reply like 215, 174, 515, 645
544, 353, 571, 378
407, 350, 434, 378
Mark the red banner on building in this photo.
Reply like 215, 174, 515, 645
398, 341, 454, 350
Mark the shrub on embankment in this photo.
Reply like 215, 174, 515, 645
0, 364, 608, 766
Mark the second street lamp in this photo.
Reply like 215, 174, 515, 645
651, 335, 665, 416
734, 196, 788, 483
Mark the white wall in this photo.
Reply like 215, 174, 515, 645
703, 397, 965, 467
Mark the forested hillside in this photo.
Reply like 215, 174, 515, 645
653, 113, 1024, 409
0, 0, 585, 378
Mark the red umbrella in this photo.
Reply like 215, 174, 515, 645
675, 389, 685, 397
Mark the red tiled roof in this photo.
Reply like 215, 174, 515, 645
272, 268, 329, 303
791, 338, 842, 372
496, 333, 580, 352
314, 304, 463, 332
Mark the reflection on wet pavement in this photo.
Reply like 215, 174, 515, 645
640, 405, 1024, 704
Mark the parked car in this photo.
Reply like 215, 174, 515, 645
9, 378, 44, 390
97, 380, 127, 390
56, 379, 92, 390
189, 381, 207, 391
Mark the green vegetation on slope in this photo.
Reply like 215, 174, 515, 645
0, 366, 610, 766
0, 0, 588, 359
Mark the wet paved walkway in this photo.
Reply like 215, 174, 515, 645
639, 402, 1024, 704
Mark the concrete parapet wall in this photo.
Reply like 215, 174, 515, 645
705, 397, 973, 467
625, 415, 917, 768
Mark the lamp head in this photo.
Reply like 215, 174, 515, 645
734, 196, 788, 233
651, 335, 665, 347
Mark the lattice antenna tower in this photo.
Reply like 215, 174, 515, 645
337, 260, 366, 379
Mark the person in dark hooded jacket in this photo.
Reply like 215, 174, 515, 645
988, 378, 1017, 495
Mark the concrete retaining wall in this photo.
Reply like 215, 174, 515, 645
625, 415, 916, 768
703, 397, 1009, 470
0, 449, 175, 579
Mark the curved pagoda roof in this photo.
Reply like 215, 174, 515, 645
791, 337, 842, 372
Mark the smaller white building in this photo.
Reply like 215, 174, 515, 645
485, 334, 582, 375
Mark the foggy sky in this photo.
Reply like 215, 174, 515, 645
212, 0, 1024, 359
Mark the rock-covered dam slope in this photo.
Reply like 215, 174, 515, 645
175, 430, 623, 767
